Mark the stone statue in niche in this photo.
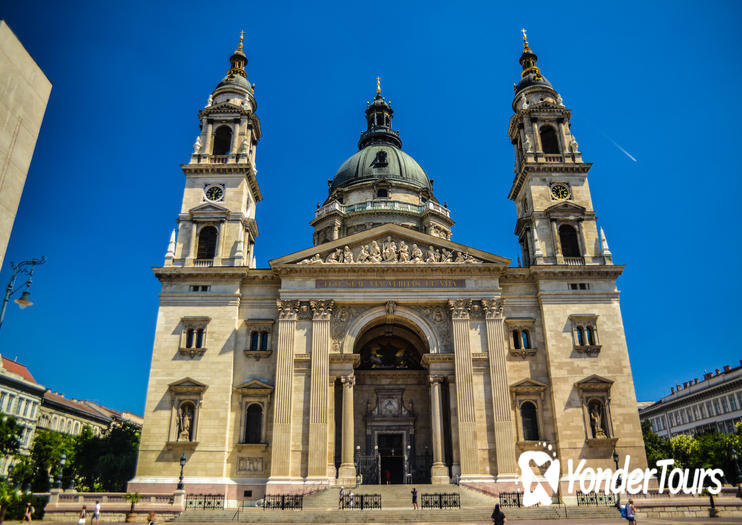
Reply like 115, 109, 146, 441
590, 403, 607, 438
177, 404, 193, 441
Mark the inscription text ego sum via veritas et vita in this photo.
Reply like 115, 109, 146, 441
315, 279, 465, 289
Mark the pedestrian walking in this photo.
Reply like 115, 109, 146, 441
338, 486, 345, 509
491, 503, 506, 525
410, 487, 418, 510
78, 506, 87, 525
91, 501, 100, 524
22, 501, 33, 522
348, 490, 354, 509
146, 511, 156, 525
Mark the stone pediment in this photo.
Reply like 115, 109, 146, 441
168, 377, 208, 394
574, 374, 613, 393
510, 378, 548, 394
270, 224, 509, 267
544, 201, 586, 217
188, 202, 230, 220
234, 379, 274, 395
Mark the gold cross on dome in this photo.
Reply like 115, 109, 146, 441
376, 76, 381, 95
240, 30, 245, 42
521, 28, 527, 42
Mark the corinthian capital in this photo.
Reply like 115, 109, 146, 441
277, 299, 301, 320
341, 375, 356, 388
448, 299, 472, 320
310, 300, 335, 321
481, 298, 505, 320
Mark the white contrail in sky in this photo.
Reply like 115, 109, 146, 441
604, 134, 637, 162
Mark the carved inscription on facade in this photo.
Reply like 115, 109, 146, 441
317, 279, 465, 289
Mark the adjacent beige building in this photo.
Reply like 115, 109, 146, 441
131, 33, 647, 505
0, 20, 51, 268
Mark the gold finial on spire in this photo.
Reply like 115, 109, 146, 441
376, 76, 381, 96
238, 30, 245, 51
521, 28, 530, 51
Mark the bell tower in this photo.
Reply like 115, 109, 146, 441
165, 33, 262, 268
507, 30, 612, 267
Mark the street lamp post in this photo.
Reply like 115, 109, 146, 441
613, 449, 621, 510
0, 257, 46, 332
177, 454, 186, 490
54, 452, 66, 490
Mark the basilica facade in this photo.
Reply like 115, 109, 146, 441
130, 33, 647, 504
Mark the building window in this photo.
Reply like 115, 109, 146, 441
559, 224, 581, 258
190, 285, 210, 292
570, 315, 600, 356
244, 320, 274, 359
74, 422, 80, 434
179, 317, 210, 357
0, 392, 6, 410
244, 404, 263, 444
521, 401, 539, 441
249, 331, 259, 350
730, 395, 738, 411
570, 283, 590, 290
196, 226, 218, 260
212, 125, 232, 155
506, 318, 537, 358
376, 188, 388, 198
539, 125, 560, 154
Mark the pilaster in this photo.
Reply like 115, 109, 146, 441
267, 300, 299, 481
429, 375, 450, 484
448, 299, 479, 477
482, 298, 518, 477
307, 300, 334, 481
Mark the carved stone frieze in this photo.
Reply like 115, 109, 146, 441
298, 236, 482, 265
331, 305, 362, 350
410, 304, 452, 351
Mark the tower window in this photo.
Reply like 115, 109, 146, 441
260, 331, 269, 350
197, 226, 218, 260
213, 125, 233, 155
376, 188, 388, 198
521, 401, 540, 441
539, 126, 560, 154
250, 331, 259, 351
244, 404, 263, 443
558, 224, 581, 258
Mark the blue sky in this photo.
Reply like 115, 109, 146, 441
1, 1, 740, 414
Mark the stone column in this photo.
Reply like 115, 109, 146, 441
429, 375, 450, 484
268, 300, 299, 481
551, 219, 562, 262
447, 376, 461, 477
205, 120, 214, 155
448, 299, 479, 477
482, 299, 518, 477
338, 375, 356, 483
327, 377, 337, 479
307, 300, 334, 480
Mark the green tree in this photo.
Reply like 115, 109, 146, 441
641, 419, 671, 468
0, 478, 19, 523
0, 415, 23, 457
74, 423, 140, 492
8, 455, 33, 491
29, 429, 76, 492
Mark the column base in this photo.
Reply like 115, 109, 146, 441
431, 462, 450, 485
327, 464, 337, 480
337, 463, 357, 486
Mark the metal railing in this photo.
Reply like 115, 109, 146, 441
421, 493, 460, 509
498, 492, 523, 507
263, 495, 303, 510
341, 494, 381, 510
576, 492, 617, 506
185, 494, 225, 510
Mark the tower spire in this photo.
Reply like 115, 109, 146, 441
227, 31, 247, 79
376, 76, 381, 96
519, 28, 541, 79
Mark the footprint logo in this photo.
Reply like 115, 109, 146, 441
517, 442, 560, 507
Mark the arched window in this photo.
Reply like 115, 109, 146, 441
521, 402, 539, 441
186, 328, 194, 348
558, 224, 581, 257
586, 326, 595, 346
260, 331, 268, 350
576, 326, 585, 346
245, 404, 262, 443
213, 125, 233, 155
512, 330, 521, 350
539, 126, 560, 154
197, 226, 218, 260
74, 422, 80, 434
195, 328, 204, 348
521, 329, 531, 349
250, 331, 259, 351
52, 416, 57, 430
66, 420, 72, 433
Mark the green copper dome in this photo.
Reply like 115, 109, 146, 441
330, 144, 432, 194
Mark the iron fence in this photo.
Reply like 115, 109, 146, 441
498, 492, 523, 507
185, 494, 225, 510
576, 492, 617, 506
263, 494, 303, 510
421, 493, 461, 509
341, 493, 381, 510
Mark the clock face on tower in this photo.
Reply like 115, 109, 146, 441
204, 185, 224, 202
550, 184, 570, 200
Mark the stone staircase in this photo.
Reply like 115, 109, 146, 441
176, 484, 621, 522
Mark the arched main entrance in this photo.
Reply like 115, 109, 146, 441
352, 321, 433, 484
